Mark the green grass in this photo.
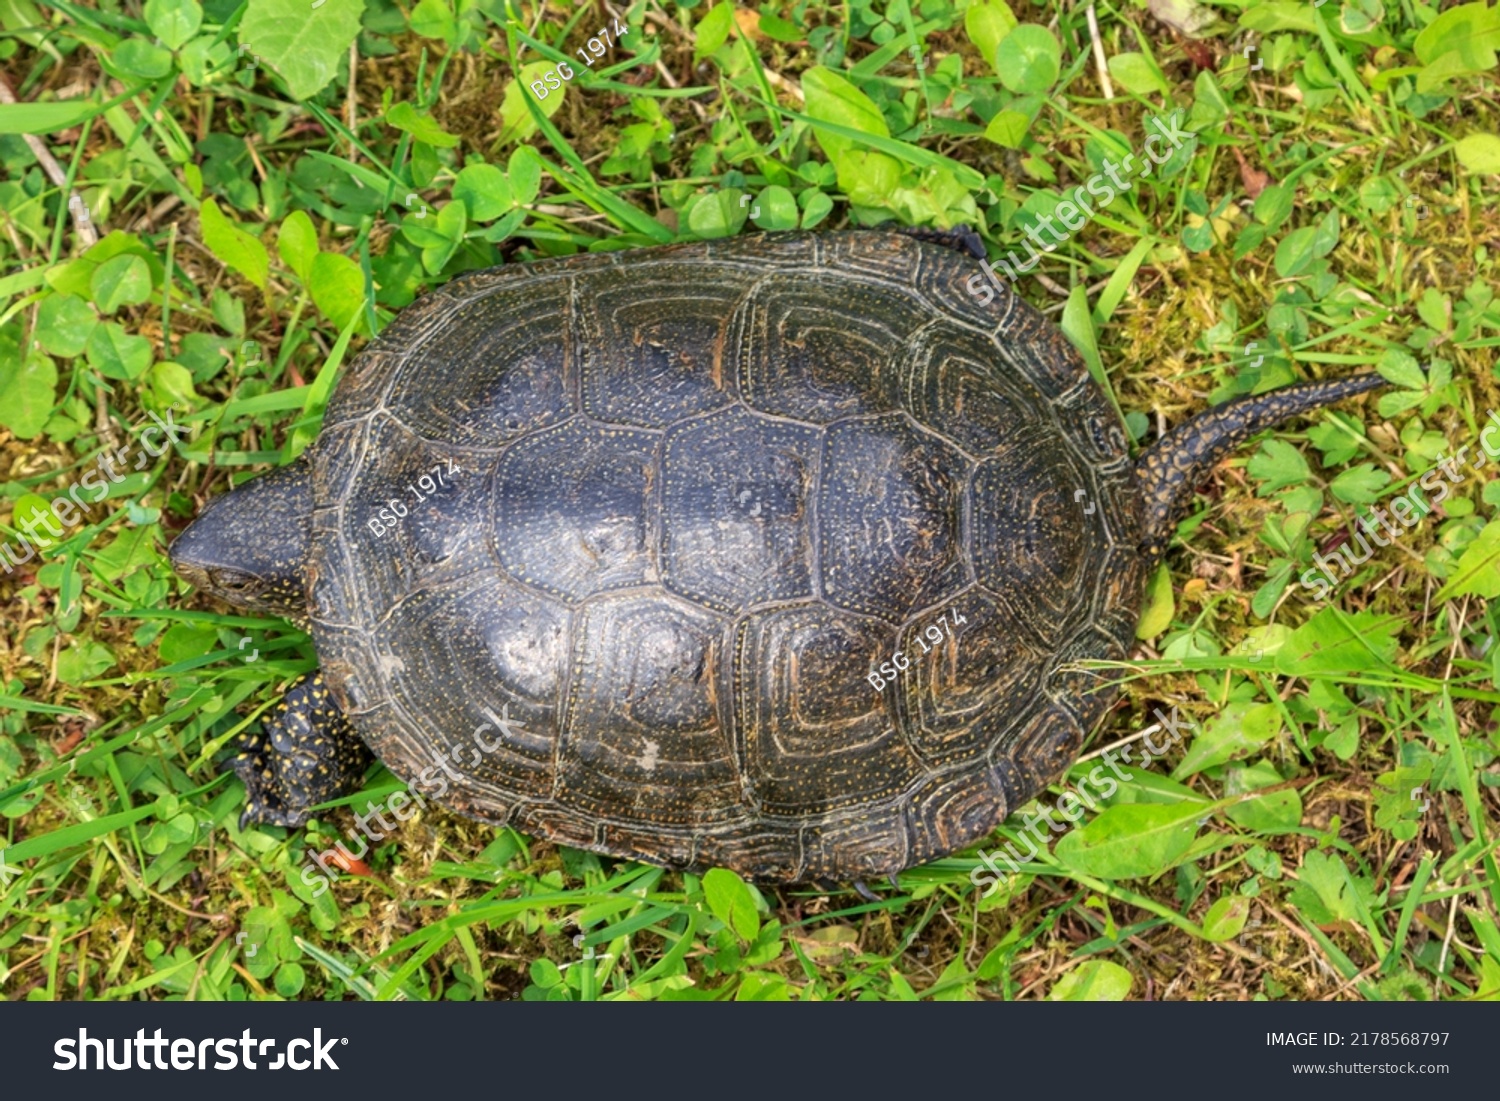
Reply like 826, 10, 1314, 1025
2, 0, 1499, 1001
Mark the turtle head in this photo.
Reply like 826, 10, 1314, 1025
170, 458, 312, 619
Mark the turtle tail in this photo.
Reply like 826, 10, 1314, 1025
1136, 374, 1389, 563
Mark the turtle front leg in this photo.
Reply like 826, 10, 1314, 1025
231, 673, 372, 829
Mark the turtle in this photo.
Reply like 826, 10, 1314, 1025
168, 229, 1385, 885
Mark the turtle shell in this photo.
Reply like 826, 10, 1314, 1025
303, 231, 1145, 881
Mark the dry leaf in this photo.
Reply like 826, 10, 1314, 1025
733, 8, 763, 39
326, 847, 374, 877
1231, 147, 1271, 198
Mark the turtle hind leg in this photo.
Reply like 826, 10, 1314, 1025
230, 672, 372, 829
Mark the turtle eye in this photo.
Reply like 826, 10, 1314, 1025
211, 569, 258, 593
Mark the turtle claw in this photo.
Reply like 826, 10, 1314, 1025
852, 879, 880, 904
895, 223, 986, 259
232, 756, 316, 828
236, 798, 312, 831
